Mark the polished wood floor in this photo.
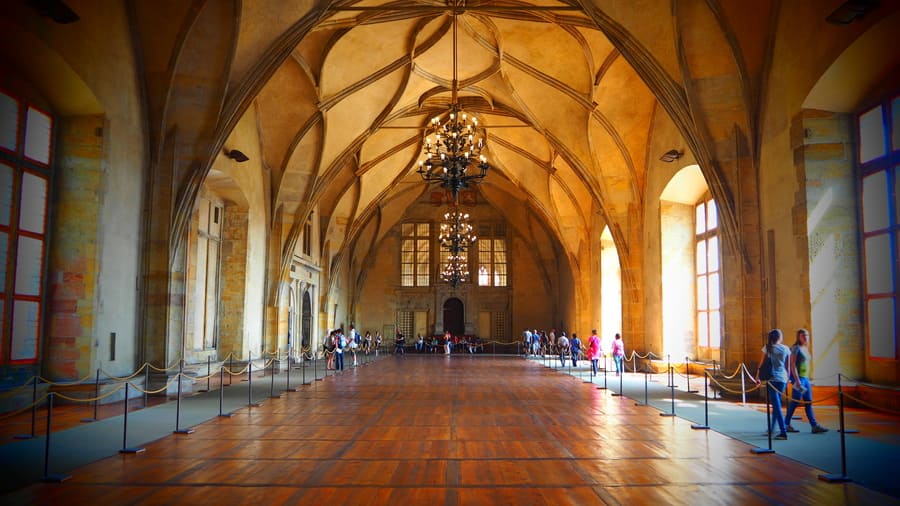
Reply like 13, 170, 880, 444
3, 356, 894, 505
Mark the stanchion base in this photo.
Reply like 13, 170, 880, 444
197, 389, 209, 393
80, 418, 97, 423
838, 429, 860, 434
611, 393, 623, 397
174, 428, 195, 434
314, 378, 323, 382
248, 403, 262, 408
659, 413, 676, 417
596, 386, 607, 390
750, 447, 775, 454
40, 473, 71, 483
269, 394, 282, 399
690, 424, 710, 430
634, 402, 646, 406
818, 474, 852, 483
13, 434, 34, 440
686, 390, 699, 394
218, 412, 234, 418
283, 388, 298, 392
119, 447, 146, 454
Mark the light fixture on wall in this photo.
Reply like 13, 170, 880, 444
659, 149, 683, 163
225, 149, 249, 163
417, 5, 489, 199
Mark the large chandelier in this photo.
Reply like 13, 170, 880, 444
417, 7, 488, 198
438, 209, 476, 254
440, 253, 470, 287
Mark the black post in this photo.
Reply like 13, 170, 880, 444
120, 383, 146, 454
39, 393, 71, 483
269, 353, 279, 399
200, 356, 211, 392
691, 372, 710, 430
635, 368, 648, 406
228, 354, 234, 386
686, 356, 698, 393
666, 355, 673, 387
751, 382, 775, 454
143, 365, 149, 408
819, 379, 853, 482
218, 366, 232, 418
660, 367, 676, 417
835, 374, 859, 434
15, 376, 38, 439
247, 361, 261, 408
174, 360, 193, 434
81, 369, 100, 423
612, 367, 624, 397
314, 351, 322, 381
598, 361, 608, 390
712, 360, 719, 399
285, 347, 297, 392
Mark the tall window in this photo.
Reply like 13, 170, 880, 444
194, 197, 223, 349
696, 198, 721, 350
0, 90, 52, 364
858, 96, 900, 359
477, 223, 507, 287
401, 222, 430, 287
302, 214, 312, 257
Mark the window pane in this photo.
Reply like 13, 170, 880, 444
708, 273, 720, 310
402, 251, 413, 263
417, 239, 428, 253
402, 238, 414, 252
402, 223, 413, 236
11, 300, 40, 361
868, 298, 896, 358
416, 250, 428, 264
863, 171, 890, 232
417, 223, 429, 237
859, 105, 885, 163
15, 236, 43, 296
864, 234, 894, 294
478, 266, 489, 286
695, 203, 705, 234
0, 92, 18, 151
709, 310, 721, 348
697, 312, 709, 348
0, 231, 7, 287
696, 241, 707, 274
892, 97, 899, 151
707, 199, 717, 230
19, 173, 47, 234
707, 236, 719, 272
697, 275, 708, 310
24, 107, 52, 165
0, 163, 12, 226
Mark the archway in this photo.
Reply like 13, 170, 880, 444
443, 298, 465, 336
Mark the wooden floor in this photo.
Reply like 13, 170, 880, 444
3, 356, 894, 505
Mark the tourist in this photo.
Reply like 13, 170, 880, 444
612, 333, 625, 376
785, 328, 829, 434
588, 330, 601, 375
570, 333, 582, 367
557, 332, 570, 367
754, 329, 791, 440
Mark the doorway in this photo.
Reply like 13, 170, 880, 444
443, 297, 464, 336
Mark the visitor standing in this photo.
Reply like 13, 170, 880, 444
570, 333, 582, 367
785, 328, 829, 434
754, 329, 791, 440
612, 333, 625, 376
557, 332, 570, 367
588, 330, 601, 375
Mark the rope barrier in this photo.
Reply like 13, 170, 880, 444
0, 392, 51, 420
147, 361, 181, 373
0, 375, 40, 397
34, 371, 96, 387
53, 382, 127, 403
842, 391, 900, 415
100, 363, 148, 382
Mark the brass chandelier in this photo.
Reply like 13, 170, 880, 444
438, 209, 476, 254
417, 6, 488, 199
440, 252, 470, 287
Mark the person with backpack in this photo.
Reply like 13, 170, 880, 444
753, 329, 791, 440
334, 328, 346, 371
570, 333, 582, 367
557, 332, 570, 367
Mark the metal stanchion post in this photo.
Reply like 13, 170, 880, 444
174, 360, 194, 434
666, 355, 673, 387
712, 360, 719, 399
218, 366, 232, 418
660, 367, 676, 416
685, 356, 698, 393
598, 361, 607, 390
612, 368, 624, 397
144, 365, 149, 408
228, 354, 234, 386
81, 368, 100, 423
269, 355, 279, 399
315, 352, 322, 381
635, 368, 649, 406
285, 347, 297, 392
835, 374, 859, 433
248, 361, 261, 408
120, 383, 146, 454
691, 372, 710, 430
15, 376, 38, 439
751, 382, 775, 454
200, 356, 211, 392
819, 382, 852, 483
39, 393, 71, 483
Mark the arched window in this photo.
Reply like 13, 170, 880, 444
401, 222, 430, 287
857, 96, 900, 359
696, 198, 721, 350
477, 223, 507, 287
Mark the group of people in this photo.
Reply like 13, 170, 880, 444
397, 331, 485, 355
524, 328, 626, 375
323, 326, 383, 371
754, 328, 829, 439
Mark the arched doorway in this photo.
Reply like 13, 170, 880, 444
301, 291, 312, 349
443, 298, 464, 336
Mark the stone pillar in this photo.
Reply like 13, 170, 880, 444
218, 206, 248, 359
45, 115, 104, 380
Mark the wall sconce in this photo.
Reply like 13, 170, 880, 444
225, 149, 249, 163
659, 149, 683, 163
